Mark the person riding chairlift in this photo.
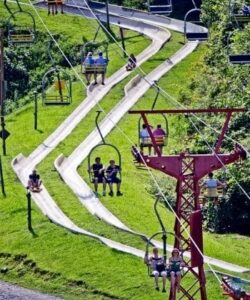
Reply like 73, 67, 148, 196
94, 52, 108, 85
89, 157, 107, 197
168, 248, 184, 296
140, 124, 152, 155
106, 160, 123, 196
84, 52, 95, 85
202, 172, 226, 203
153, 124, 166, 154
242, 3, 250, 15
144, 247, 167, 293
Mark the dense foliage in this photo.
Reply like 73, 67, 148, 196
1, 25, 80, 114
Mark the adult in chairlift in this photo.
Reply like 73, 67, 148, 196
84, 52, 95, 85
106, 160, 122, 197
89, 157, 107, 197
168, 248, 184, 296
242, 3, 250, 15
202, 172, 226, 201
144, 247, 167, 293
94, 52, 108, 85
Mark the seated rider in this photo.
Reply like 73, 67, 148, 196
94, 52, 108, 85
242, 4, 250, 15
202, 172, 226, 199
168, 248, 184, 294
27, 169, 42, 192
153, 124, 166, 154
126, 54, 137, 71
84, 52, 95, 85
56, 0, 64, 14
140, 124, 152, 155
106, 160, 122, 197
89, 157, 106, 196
144, 247, 167, 293
47, 0, 56, 15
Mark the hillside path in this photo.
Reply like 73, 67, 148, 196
0, 281, 61, 300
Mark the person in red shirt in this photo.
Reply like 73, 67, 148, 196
153, 124, 166, 154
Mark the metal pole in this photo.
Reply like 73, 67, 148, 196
105, 0, 110, 31
0, 29, 6, 156
118, 21, 127, 58
0, 155, 6, 197
26, 192, 32, 232
95, 111, 105, 144
34, 91, 38, 130
162, 233, 167, 264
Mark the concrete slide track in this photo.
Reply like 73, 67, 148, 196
54, 42, 197, 244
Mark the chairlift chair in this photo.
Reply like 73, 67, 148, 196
138, 115, 169, 154
147, 0, 172, 15
42, 67, 72, 105
87, 111, 122, 183
145, 231, 184, 300
227, 32, 250, 65
81, 41, 108, 75
230, 0, 250, 23
184, 8, 208, 41
222, 276, 250, 300
7, 11, 36, 46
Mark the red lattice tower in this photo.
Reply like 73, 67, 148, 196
129, 109, 247, 300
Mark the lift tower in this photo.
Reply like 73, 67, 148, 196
129, 108, 247, 300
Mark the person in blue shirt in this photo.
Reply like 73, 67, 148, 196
84, 52, 95, 85
242, 3, 250, 15
94, 52, 108, 85
202, 172, 226, 200
106, 160, 122, 196
140, 124, 152, 155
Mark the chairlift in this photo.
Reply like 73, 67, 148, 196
6, 11, 36, 46
87, 111, 122, 184
222, 276, 250, 300
144, 194, 184, 300
199, 167, 227, 207
230, 0, 250, 23
147, 0, 172, 15
184, 8, 208, 41
41, 67, 72, 105
81, 40, 109, 76
137, 83, 169, 157
227, 32, 250, 65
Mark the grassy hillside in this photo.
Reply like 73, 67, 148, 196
0, 1, 249, 299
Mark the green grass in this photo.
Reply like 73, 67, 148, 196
0, 4, 249, 298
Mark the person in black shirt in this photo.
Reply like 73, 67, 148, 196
27, 169, 42, 192
89, 157, 107, 196
144, 247, 167, 292
106, 160, 122, 196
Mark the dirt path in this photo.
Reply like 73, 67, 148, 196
0, 280, 62, 300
